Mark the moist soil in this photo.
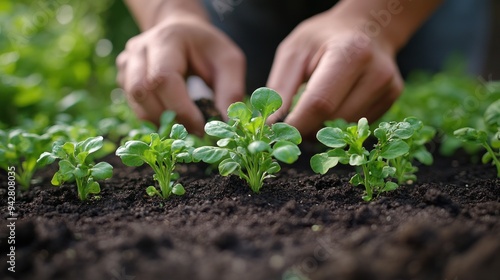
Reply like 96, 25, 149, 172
1, 148, 499, 280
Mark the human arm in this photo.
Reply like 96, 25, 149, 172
267, 0, 443, 137
117, 0, 246, 135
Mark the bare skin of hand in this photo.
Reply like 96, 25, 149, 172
116, 14, 246, 135
267, 0, 441, 138
267, 11, 402, 138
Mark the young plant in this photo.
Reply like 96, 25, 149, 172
115, 125, 193, 199
37, 136, 113, 201
0, 129, 52, 190
454, 100, 500, 177
192, 87, 302, 193
311, 117, 434, 201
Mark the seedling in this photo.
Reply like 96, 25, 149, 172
0, 129, 52, 190
37, 136, 113, 201
116, 125, 193, 199
454, 100, 500, 177
192, 87, 302, 193
311, 117, 434, 201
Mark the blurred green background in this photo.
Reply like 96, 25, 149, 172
0, 0, 498, 132
0, 0, 138, 130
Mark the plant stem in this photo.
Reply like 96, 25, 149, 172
76, 177, 86, 200
482, 143, 500, 177
361, 164, 372, 199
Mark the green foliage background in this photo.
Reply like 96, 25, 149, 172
0, 0, 139, 130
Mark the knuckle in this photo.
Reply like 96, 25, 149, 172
307, 94, 337, 116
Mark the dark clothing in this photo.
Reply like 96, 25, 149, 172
203, 0, 491, 92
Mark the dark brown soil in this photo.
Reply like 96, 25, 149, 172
1, 149, 499, 280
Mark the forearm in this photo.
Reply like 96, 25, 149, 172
124, 0, 208, 30
331, 0, 443, 52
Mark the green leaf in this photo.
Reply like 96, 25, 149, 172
491, 131, 500, 149
74, 165, 88, 178
357, 118, 370, 140
382, 166, 396, 178
248, 141, 270, 154
170, 124, 188, 140
393, 125, 414, 139
90, 162, 113, 180
349, 154, 366, 166
383, 181, 398, 192
87, 180, 101, 194
316, 127, 347, 148
272, 140, 300, 164
250, 87, 282, 119
453, 127, 488, 143
205, 121, 235, 138
271, 123, 302, 145
413, 148, 433, 165
227, 102, 252, 123
172, 183, 185, 196
37, 152, 57, 166
146, 186, 160, 197
482, 151, 492, 164
192, 146, 228, 163
51, 172, 62, 186
267, 162, 281, 174
158, 111, 176, 137
374, 127, 388, 142
484, 100, 500, 128
62, 142, 75, 156
350, 174, 363, 186
310, 153, 339, 175
116, 141, 149, 166
171, 139, 187, 152
78, 136, 104, 154
219, 158, 240, 176
380, 140, 409, 159
217, 138, 233, 147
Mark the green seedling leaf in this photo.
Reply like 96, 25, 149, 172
37, 152, 57, 166
380, 140, 409, 159
250, 87, 282, 118
484, 100, 500, 128
90, 162, 113, 180
193, 146, 228, 163
116, 141, 149, 166
454, 127, 488, 143
271, 123, 302, 145
205, 121, 236, 138
146, 186, 160, 197
228, 102, 252, 123
383, 181, 398, 192
78, 136, 104, 154
310, 153, 339, 175
316, 127, 347, 148
170, 124, 188, 140
158, 111, 177, 137
172, 183, 185, 196
272, 141, 300, 164
87, 180, 101, 194
219, 158, 240, 176
248, 141, 270, 154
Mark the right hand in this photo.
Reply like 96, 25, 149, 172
116, 14, 246, 135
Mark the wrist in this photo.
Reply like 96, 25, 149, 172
327, 0, 442, 53
126, 0, 208, 31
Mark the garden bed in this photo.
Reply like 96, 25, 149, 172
1, 149, 499, 280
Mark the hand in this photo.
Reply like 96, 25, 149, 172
116, 14, 246, 135
267, 6, 404, 138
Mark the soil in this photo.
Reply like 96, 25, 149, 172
0, 147, 499, 280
